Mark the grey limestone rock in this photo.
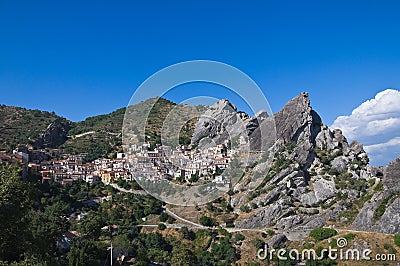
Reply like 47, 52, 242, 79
191, 93, 400, 236
372, 197, 400, 234
331, 156, 349, 174
299, 177, 337, 205
234, 203, 283, 228
266, 234, 287, 248
383, 158, 400, 193
33, 118, 71, 149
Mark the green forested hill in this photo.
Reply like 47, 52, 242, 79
62, 97, 205, 160
0, 105, 66, 153
0, 98, 205, 161
61, 107, 127, 161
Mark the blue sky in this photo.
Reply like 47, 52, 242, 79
1, 1, 400, 164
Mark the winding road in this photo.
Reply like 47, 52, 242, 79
110, 183, 391, 236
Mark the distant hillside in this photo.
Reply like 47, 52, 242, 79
62, 97, 205, 161
0, 98, 206, 160
123, 97, 207, 145
0, 105, 67, 153
61, 107, 126, 161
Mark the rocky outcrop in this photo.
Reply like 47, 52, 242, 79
331, 156, 348, 173
190, 100, 247, 148
299, 177, 337, 206
351, 192, 384, 230
272, 92, 321, 143
192, 92, 400, 237
235, 202, 286, 228
268, 92, 322, 165
33, 118, 71, 148
266, 234, 287, 248
190, 99, 274, 152
351, 157, 400, 234
373, 197, 400, 234
351, 190, 400, 234
383, 158, 400, 193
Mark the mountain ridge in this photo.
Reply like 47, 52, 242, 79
2, 93, 400, 238
180, 92, 400, 239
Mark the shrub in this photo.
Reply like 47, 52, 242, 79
157, 223, 166, 230
225, 222, 234, 228
286, 141, 296, 152
265, 229, 275, 236
309, 228, 337, 241
373, 193, 396, 221
159, 212, 168, 222
394, 234, 400, 248
251, 238, 264, 249
384, 243, 397, 254
368, 178, 376, 187
328, 167, 339, 176
199, 216, 217, 227
240, 205, 251, 213
374, 182, 383, 192
234, 234, 245, 242
180, 227, 195, 240
167, 216, 176, 224
251, 202, 258, 209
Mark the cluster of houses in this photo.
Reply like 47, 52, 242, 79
31, 152, 133, 185
129, 141, 235, 184
1, 140, 237, 186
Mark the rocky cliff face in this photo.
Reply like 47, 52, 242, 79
190, 99, 248, 148
383, 158, 400, 193
33, 118, 71, 149
192, 92, 400, 237
351, 158, 400, 234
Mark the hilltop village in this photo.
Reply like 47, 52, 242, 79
2, 140, 236, 186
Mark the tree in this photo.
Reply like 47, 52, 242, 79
189, 174, 199, 183
141, 233, 170, 251
144, 198, 163, 215
171, 245, 197, 266
113, 234, 130, 254
158, 223, 167, 230
234, 234, 245, 242
28, 201, 69, 256
211, 237, 238, 263
196, 250, 215, 266
159, 212, 169, 222
68, 240, 99, 266
180, 227, 195, 241
79, 211, 103, 239
146, 248, 170, 265
199, 216, 216, 227
0, 165, 35, 261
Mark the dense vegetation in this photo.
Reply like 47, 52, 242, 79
0, 165, 243, 265
0, 165, 72, 264
0, 105, 65, 153
309, 228, 337, 241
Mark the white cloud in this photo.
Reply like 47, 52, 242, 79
364, 137, 400, 152
331, 89, 400, 166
